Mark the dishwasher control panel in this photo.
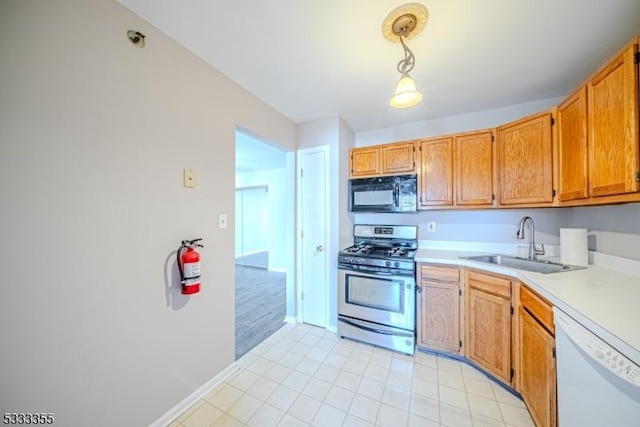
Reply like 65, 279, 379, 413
555, 309, 640, 388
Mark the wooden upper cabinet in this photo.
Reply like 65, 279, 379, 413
349, 142, 416, 178
418, 137, 454, 207
497, 111, 554, 206
587, 42, 639, 197
381, 142, 416, 175
557, 86, 589, 201
455, 130, 495, 206
350, 147, 380, 177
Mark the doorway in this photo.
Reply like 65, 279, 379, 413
234, 129, 292, 359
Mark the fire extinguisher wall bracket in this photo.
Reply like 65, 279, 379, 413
177, 238, 203, 295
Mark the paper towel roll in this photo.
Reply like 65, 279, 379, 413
560, 228, 588, 266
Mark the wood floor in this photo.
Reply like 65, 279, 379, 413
234, 263, 286, 360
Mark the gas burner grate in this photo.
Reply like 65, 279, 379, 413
344, 245, 372, 254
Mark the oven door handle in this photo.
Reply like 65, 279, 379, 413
339, 264, 403, 276
353, 265, 393, 275
338, 317, 412, 336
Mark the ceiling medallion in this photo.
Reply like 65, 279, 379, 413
382, 3, 429, 109
381, 3, 429, 43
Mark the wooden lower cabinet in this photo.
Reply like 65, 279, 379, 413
416, 264, 461, 354
465, 270, 512, 383
518, 285, 557, 427
419, 267, 559, 426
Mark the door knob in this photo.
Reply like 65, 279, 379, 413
316, 245, 324, 252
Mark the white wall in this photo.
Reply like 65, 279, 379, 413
339, 119, 356, 250
357, 209, 568, 248
0, 1, 296, 426
568, 204, 640, 261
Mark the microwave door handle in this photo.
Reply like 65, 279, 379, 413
393, 183, 400, 207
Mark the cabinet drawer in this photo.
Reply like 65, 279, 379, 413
520, 285, 554, 334
420, 265, 459, 283
468, 270, 511, 298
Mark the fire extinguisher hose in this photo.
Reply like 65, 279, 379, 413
177, 241, 187, 285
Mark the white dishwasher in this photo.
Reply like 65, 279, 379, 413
554, 308, 640, 426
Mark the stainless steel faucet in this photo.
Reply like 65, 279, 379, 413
516, 216, 545, 260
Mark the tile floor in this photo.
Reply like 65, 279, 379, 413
171, 323, 535, 427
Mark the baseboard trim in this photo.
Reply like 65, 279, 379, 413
284, 316, 298, 325
234, 249, 268, 258
149, 363, 240, 427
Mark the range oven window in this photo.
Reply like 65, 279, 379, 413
344, 273, 404, 313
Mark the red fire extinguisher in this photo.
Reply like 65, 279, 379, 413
177, 238, 203, 295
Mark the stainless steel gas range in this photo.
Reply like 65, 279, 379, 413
337, 224, 417, 355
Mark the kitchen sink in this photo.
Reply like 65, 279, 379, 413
460, 254, 586, 274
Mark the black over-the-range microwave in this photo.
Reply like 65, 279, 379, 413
349, 174, 417, 213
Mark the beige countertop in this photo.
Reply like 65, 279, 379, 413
415, 246, 640, 365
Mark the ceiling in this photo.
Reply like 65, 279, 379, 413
235, 131, 287, 173
117, 0, 640, 133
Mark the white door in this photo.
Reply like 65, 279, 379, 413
298, 147, 329, 327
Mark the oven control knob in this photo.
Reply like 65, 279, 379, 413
385, 261, 391, 267
394, 261, 400, 268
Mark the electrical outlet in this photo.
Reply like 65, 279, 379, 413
427, 221, 436, 232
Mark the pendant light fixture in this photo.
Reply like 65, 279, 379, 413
382, 3, 429, 109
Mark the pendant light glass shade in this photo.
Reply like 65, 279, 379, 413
390, 72, 423, 108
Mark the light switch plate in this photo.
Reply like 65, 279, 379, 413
183, 169, 196, 188
218, 214, 227, 229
